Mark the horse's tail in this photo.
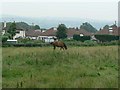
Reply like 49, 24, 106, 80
63, 43, 67, 50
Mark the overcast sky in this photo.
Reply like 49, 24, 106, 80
0, 0, 119, 21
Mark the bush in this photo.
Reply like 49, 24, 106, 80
2, 43, 51, 47
84, 40, 98, 46
73, 34, 90, 42
17, 38, 44, 44
95, 35, 119, 42
2, 36, 8, 43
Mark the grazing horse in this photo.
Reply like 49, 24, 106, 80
50, 41, 67, 50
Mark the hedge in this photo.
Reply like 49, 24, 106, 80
2, 43, 51, 47
73, 34, 90, 42
94, 35, 119, 42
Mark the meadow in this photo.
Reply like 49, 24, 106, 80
2, 46, 118, 88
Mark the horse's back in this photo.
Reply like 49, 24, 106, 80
51, 41, 67, 50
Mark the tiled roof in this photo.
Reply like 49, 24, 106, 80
41, 28, 57, 36
67, 28, 92, 37
25, 30, 42, 37
95, 26, 119, 36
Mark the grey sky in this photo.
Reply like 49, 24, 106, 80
1, 1, 118, 21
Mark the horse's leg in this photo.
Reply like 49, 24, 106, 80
60, 47, 64, 50
60, 47, 62, 50
62, 47, 64, 50
54, 46, 56, 50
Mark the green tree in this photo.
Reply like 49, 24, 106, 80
4, 33, 12, 39
103, 25, 109, 29
34, 25, 40, 29
80, 22, 97, 33
56, 24, 67, 39
7, 22, 16, 39
2, 35, 8, 43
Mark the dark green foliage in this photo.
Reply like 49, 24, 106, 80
2, 35, 8, 43
2, 43, 51, 47
16, 22, 30, 30
95, 35, 119, 42
103, 25, 109, 29
34, 25, 40, 29
4, 33, 12, 39
17, 38, 31, 43
17, 38, 44, 44
80, 22, 97, 33
56, 24, 67, 39
29, 25, 40, 30
4, 22, 40, 31
7, 22, 16, 38
73, 34, 90, 42
1, 33, 11, 44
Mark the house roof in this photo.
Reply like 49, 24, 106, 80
67, 28, 92, 37
25, 30, 42, 37
41, 28, 57, 36
40, 27, 92, 37
95, 26, 119, 36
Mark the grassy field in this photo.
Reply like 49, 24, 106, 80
2, 46, 118, 88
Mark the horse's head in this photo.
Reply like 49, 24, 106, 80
50, 42, 53, 45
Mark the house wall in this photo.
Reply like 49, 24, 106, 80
2, 30, 5, 35
38, 36, 56, 42
13, 31, 25, 39
26, 36, 37, 40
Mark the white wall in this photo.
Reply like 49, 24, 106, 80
13, 30, 25, 39
38, 36, 56, 42
2, 30, 5, 35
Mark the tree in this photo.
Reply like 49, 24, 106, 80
34, 25, 40, 29
2, 35, 8, 43
80, 22, 97, 33
103, 25, 109, 29
4, 33, 12, 39
56, 24, 67, 39
7, 22, 16, 39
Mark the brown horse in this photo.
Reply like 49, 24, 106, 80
50, 41, 67, 50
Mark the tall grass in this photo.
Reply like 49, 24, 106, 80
2, 46, 118, 88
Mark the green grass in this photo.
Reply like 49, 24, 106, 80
2, 46, 118, 88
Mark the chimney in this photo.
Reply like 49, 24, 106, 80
3, 21, 6, 28
115, 21, 117, 25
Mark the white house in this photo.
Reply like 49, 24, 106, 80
39, 27, 57, 42
25, 28, 57, 43
2, 21, 7, 35
25, 30, 42, 40
13, 30, 25, 40
2, 30, 6, 35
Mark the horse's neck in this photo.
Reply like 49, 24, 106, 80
54, 39, 58, 41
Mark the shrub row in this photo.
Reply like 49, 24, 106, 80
2, 40, 119, 47
2, 43, 51, 47
73, 35, 91, 42
95, 35, 119, 42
